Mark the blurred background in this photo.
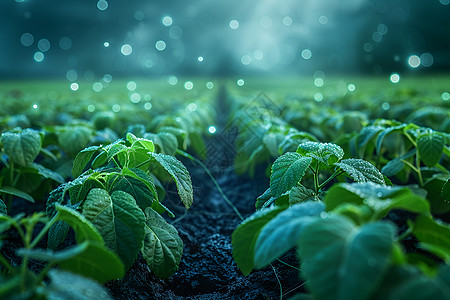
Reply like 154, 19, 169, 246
1, 0, 449, 80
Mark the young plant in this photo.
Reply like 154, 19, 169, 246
256, 141, 385, 210
0, 204, 123, 299
0, 128, 65, 212
46, 133, 193, 278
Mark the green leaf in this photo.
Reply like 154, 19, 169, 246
0, 186, 34, 203
297, 142, 344, 166
270, 152, 312, 197
18, 241, 124, 283
334, 158, 385, 185
132, 138, 155, 153
325, 183, 429, 218
55, 204, 103, 244
1, 128, 41, 166
254, 201, 325, 268
150, 153, 193, 209
46, 270, 113, 299
413, 215, 450, 263
0, 199, 6, 215
417, 130, 445, 167
48, 220, 70, 250
231, 206, 285, 275
381, 159, 404, 177
57, 126, 93, 156
32, 163, 65, 183
289, 186, 318, 204
299, 215, 395, 300
110, 171, 156, 211
424, 174, 450, 214
375, 124, 405, 154
82, 188, 146, 270
141, 207, 183, 279
442, 179, 450, 199
72, 146, 100, 178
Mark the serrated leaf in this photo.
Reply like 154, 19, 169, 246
0, 186, 34, 203
297, 142, 344, 166
270, 152, 312, 197
413, 215, 450, 263
254, 201, 325, 268
46, 270, 113, 299
1, 128, 41, 166
72, 146, 100, 178
82, 188, 146, 270
417, 130, 445, 167
289, 186, 318, 204
132, 138, 155, 153
141, 207, 183, 279
231, 206, 285, 275
299, 215, 395, 300
335, 158, 385, 185
150, 153, 193, 209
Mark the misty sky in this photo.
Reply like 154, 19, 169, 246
0, 0, 449, 79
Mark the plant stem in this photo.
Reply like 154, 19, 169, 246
0, 253, 15, 273
313, 165, 319, 193
318, 170, 345, 191
415, 153, 424, 187
176, 150, 244, 221
29, 213, 59, 249
397, 226, 413, 241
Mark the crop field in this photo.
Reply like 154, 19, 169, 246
0, 75, 449, 299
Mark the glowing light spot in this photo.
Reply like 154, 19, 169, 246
32, 104, 38, 109
87, 105, 95, 112
198, 56, 204, 62
254, 50, 264, 60
301, 49, 312, 60
168, 76, 178, 85
162, 16, 173, 26
229, 20, 239, 30
184, 81, 194, 90
382, 102, 390, 110
206, 81, 214, 89
241, 55, 251, 65
104, 42, 110, 47
283, 16, 292, 26
155, 40, 166, 51
420, 53, 433, 67
372, 32, 382, 43
260, 16, 272, 28
130, 93, 141, 103
66, 69, 77, 81
319, 15, 328, 24
187, 103, 198, 112
390, 73, 400, 83
208, 126, 216, 134
93, 82, 103, 92
144, 102, 152, 110
144, 60, 153, 68
377, 24, 388, 35
144, 94, 151, 101
121, 44, 132, 56
103, 74, 112, 83
439, 0, 450, 5
314, 78, 324, 87
408, 55, 420, 68
237, 79, 245, 86
59, 37, 72, 50
364, 42, 374, 52
347, 84, 356, 92
34, 52, 44, 62
112, 104, 121, 112
442, 92, 450, 101
20, 33, 34, 47
70, 82, 79, 91
314, 93, 323, 101
127, 81, 137, 91
38, 39, 50, 52
97, 0, 108, 11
